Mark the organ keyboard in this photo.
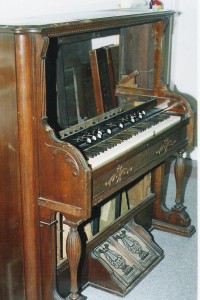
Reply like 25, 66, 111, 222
0, 9, 195, 300
88, 114, 181, 168
60, 98, 182, 169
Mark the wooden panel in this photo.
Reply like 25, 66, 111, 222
38, 125, 92, 222
0, 33, 25, 300
119, 24, 155, 89
90, 46, 118, 113
15, 33, 43, 300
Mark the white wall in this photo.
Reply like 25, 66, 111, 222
165, 1, 197, 98
0, 0, 198, 159
165, 1, 198, 160
0, 0, 119, 17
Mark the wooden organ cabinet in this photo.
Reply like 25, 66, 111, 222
0, 9, 195, 300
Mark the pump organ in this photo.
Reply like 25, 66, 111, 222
0, 9, 195, 300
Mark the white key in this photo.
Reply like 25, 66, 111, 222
88, 115, 181, 169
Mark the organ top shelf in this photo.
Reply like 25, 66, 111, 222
0, 9, 174, 31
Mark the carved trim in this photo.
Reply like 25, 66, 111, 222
40, 13, 172, 38
45, 143, 79, 176
156, 138, 176, 155
105, 165, 133, 187
113, 229, 149, 260
92, 240, 142, 289
41, 36, 49, 59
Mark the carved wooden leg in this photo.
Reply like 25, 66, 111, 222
152, 153, 195, 237
66, 224, 86, 300
174, 150, 186, 209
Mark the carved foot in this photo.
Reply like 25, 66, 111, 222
152, 219, 196, 237
152, 203, 196, 237
66, 293, 87, 300
152, 156, 196, 237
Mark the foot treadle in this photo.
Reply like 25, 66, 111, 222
89, 219, 164, 296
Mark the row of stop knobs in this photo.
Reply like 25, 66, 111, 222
76, 110, 146, 144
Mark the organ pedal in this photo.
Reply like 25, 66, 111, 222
88, 218, 164, 296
